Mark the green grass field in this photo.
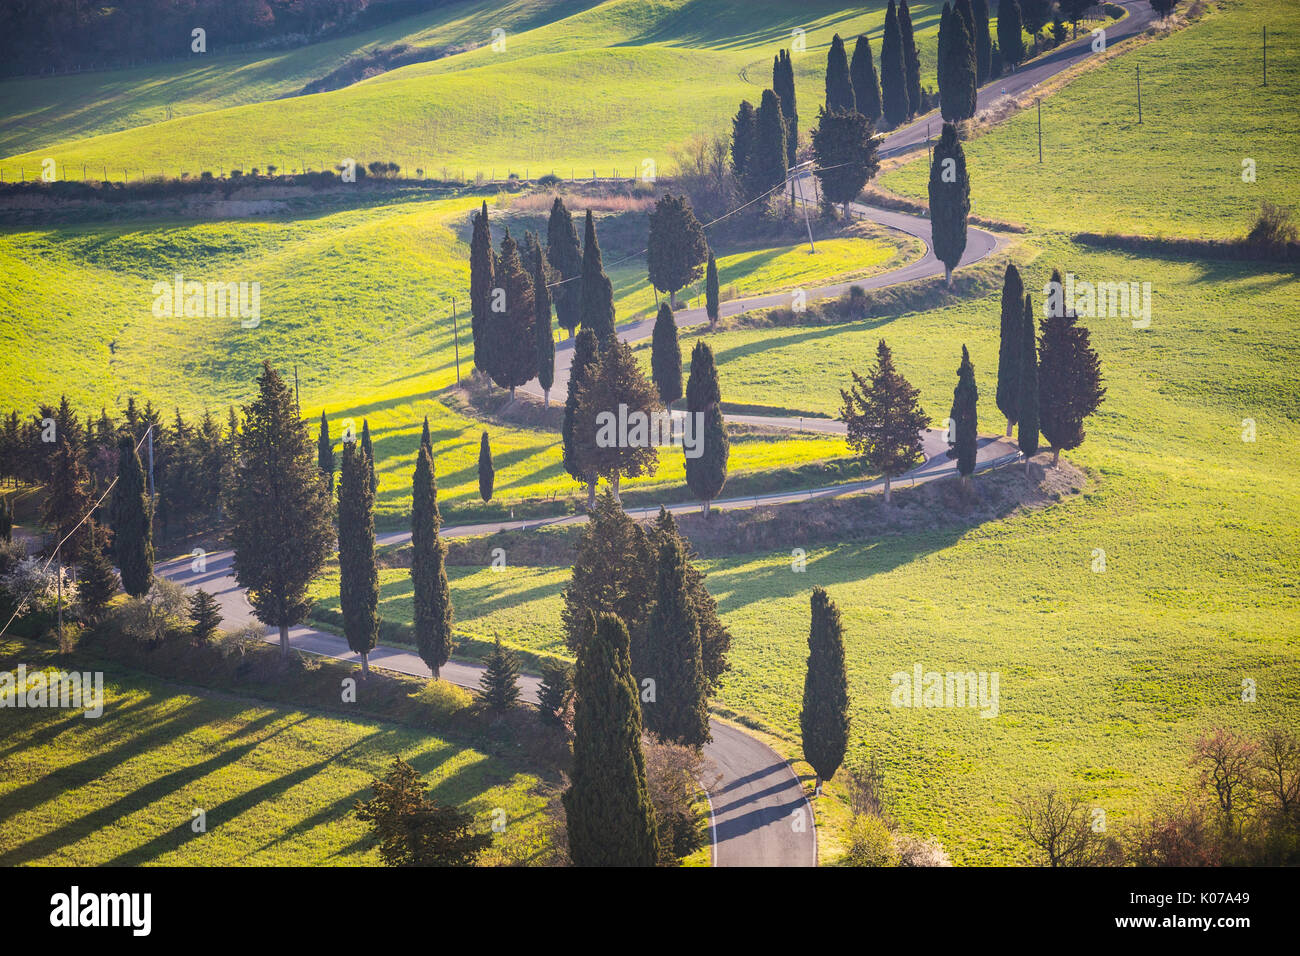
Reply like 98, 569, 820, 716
0, 639, 550, 866
882, 0, 1300, 238
0, 0, 957, 180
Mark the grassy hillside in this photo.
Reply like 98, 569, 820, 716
0, 1, 953, 180
882, 0, 1300, 238
0, 639, 550, 866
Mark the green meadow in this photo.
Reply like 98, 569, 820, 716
0, 639, 550, 866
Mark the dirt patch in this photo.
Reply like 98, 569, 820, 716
442, 377, 564, 431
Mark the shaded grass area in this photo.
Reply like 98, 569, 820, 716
0, 637, 553, 866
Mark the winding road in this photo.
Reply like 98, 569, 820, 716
158, 4, 1152, 867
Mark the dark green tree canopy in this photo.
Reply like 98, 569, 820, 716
647, 193, 708, 303
880, 0, 911, 126
825, 33, 856, 113
947, 344, 979, 478
996, 263, 1025, 431
579, 210, 616, 343
651, 303, 683, 407
730, 100, 758, 179
927, 122, 971, 284
477, 430, 494, 502
839, 339, 929, 500
1039, 275, 1106, 462
898, 0, 923, 117
801, 586, 850, 789
546, 196, 583, 334
411, 442, 453, 678
811, 106, 880, 213
338, 439, 379, 671
850, 34, 883, 123
997, 0, 1025, 68
1017, 292, 1041, 456
745, 88, 789, 203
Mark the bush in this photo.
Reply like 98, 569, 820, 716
0, 555, 74, 622
896, 834, 953, 866
114, 577, 189, 646
840, 813, 899, 866
215, 622, 266, 659
410, 679, 474, 725
1246, 202, 1298, 250
537, 173, 562, 188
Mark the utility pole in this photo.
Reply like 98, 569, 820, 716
294, 364, 300, 413
1037, 98, 1043, 163
794, 171, 816, 254
1263, 26, 1268, 86
1136, 65, 1142, 123
451, 297, 461, 385
55, 544, 63, 648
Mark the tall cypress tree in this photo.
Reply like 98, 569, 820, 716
997, 0, 1025, 70
420, 415, 431, 452
76, 521, 119, 623
477, 431, 494, 503
226, 363, 335, 658
973, 0, 993, 83
745, 89, 789, 205
339, 441, 379, 678
480, 638, 520, 712
880, 0, 911, 126
825, 33, 856, 113
927, 122, 971, 287
948, 344, 979, 483
651, 303, 683, 407
562, 328, 601, 486
773, 50, 799, 167
411, 443, 453, 679
563, 612, 660, 867
704, 253, 720, 327
684, 341, 728, 514
469, 200, 495, 374
531, 240, 556, 407
850, 34, 883, 124
996, 263, 1025, 435
643, 533, 710, 748
574, 340, 662, 504
898, 0, 923, 118
490, 230, 537, 401
685, 339, 721, 414
730, 100, 758, 180
43, 440, 91, 561
546, 196, 583, 336
109, 433, 153, 597
317, 411, 334, 493
801, 587, 850, 793
1017, 293, 1040, 457
579, 211, 616, 343
359, 418, 378, 496
1039, 272, 1106, 465
940, 2, 978, 121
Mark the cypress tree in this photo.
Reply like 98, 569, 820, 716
546, 197, 583, 336
899, 0, 923, 118
646, 193, 708, 309
801, 587, 850, 793
188, 588, 223, 644
839, 339, 929, 504
1039, 272, 1106, 465
531, 239, 556, 407
996, 263, 1025, 435
360, 419, 377, 496
973, 0, 993, 83
684, 341, 728, 514
705, 253, 720, 327
948, 344, 979, 483
574, 339, 662, 504
1017, 293, 1040, 457
226, 363, 335, 658
579, 211, 616, 343
927, 122, 971, 287
811, 106, 880, 217
685, 403, 729, 516
477, 431, 494, 503
940, 2, 978, 121
997, 0, 1024, 70
317, 411, 334, 493
730, 100, 758, 180
880, 0, 911, 126
563, 612, 660, 867
745, 89, 789, 205
537, 660, 572, 725
469, 200, 495, 374
850, 34, 883, 124
651, 303, 683, 407
411, 443, 453, 679
562, 328, 601, 486
773, 50, 799, 167
825, 33, 856, 113
43, 439, 92, 561
339, 440, 379, 679
420, 415, 431, 452
76, 521, 119, 623
480, 637, 520, 712
490, 229, 538, 401
109, 433, 153, 597
643, 533, 710, 748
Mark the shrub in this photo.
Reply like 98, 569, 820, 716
410, 679, 474, 725
537, 173, 562, 188
114, 577, 189, 646
896, 835, 953, 866
215, 622, 266, 658
1246, 201, 1298, 250
0, 556, 74, 622
840, 813, 899, 866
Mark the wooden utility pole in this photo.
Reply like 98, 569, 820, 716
794, 171, 816, 254
1037, 98, 1043, 163
451, 298, 461, 384
1263, 26, 1268, 86
1136, 65, 1142, 123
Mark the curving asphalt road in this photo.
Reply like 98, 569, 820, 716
157, 8, 1155, 866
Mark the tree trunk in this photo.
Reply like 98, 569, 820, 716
669, 289, 678, 309
945, 265, 954, 289
543, 387, 550, 408
586, 480, 596, 510
883, 474, 892, 504
611, 471, 620, 504
814, 774, 822, 795
362, 653, 369, 680
279, 622, 289, 659
433, 664, 440, 680
700, 499, 709, 516
1006, 418, 1014, 437
1051, 447, 1061, 467
509, 385, 516, 403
